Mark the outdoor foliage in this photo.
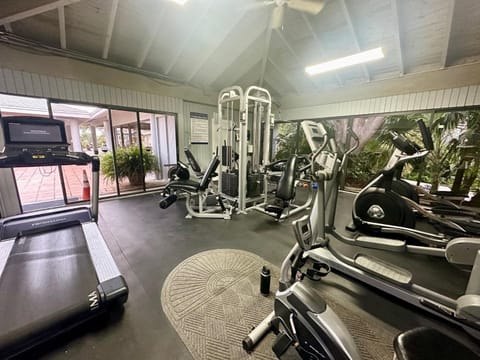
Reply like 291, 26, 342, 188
274, 122, 310, 160
100, 146, 159, 185
345, 111, 480, 193
272, 112, 480, 196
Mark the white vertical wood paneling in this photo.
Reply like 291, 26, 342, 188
91, 84, 100, 104
48, 76, 59, 98
3, 69, 16, 93
79, 81, 88, 102
22, 72, 34, 96
0, 70, 6, 93
63, 79, 73, 100
458, 86, 469, 106
31, 73, 43, 97
466, 85, 478, 105
449, 87, 460, 107
433, 90, 444, 108
38, 75, 48, 97
84, 83, 93, 103
281, 84, 480, 121
413, 92, 422, 110
384, 96, 392, 112
441, 88, 452, 107
474, 85, 480, 105
56, 78, 67, 99
426, 90, 436, 109
13, 71, 25, 94
2, 67, 477, 127
407, 93, 415, 110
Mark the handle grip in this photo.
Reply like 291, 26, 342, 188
417, 119, 434, 150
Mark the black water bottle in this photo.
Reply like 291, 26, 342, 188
260, 266, 271, 296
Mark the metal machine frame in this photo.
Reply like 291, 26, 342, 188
0, 116, 128, 358
299, 120, 480, 339
216, 86, 272, 213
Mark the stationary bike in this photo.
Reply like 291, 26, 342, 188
244, 121, 360, 359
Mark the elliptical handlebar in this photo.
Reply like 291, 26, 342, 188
310, 133, 329, 175
390, 131, 419, 155
417, 119, 434, 151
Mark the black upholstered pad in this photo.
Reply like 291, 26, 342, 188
167, 180, 200, 192
393, 327, 480, 360
276, 155, 297, 201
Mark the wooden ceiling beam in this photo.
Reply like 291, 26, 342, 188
185, 10, 248, 83
206, 24, 267, 87
440, 0, 456, 68
58, 6, 66, 49
163, 0, 215, 75
339, 0, 370, 81
274, 28, 321, 91
259, 26, 273, 86
301, 13, 343, 86
136, 6, 166, 68
268, 57, 301, 94
102, 0, 119, 59
0, 0, 80, 26
391, 0, 404, 75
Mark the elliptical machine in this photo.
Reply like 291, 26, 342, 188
351, 119, 480, 244
243, 120, 480, 359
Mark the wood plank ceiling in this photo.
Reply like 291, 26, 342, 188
1, 0, 479, 103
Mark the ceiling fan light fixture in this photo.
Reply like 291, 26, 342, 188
306, 47, 384, 75
169, 0, 188, 5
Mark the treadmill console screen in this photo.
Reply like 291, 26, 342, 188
8, 122, 63, 143
2, 117, 67, 145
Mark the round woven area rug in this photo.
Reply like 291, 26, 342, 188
161, 249, 395, 360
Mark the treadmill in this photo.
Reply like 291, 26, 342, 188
0, 116, 128, 358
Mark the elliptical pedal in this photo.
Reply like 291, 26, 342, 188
354, 254, 412, 286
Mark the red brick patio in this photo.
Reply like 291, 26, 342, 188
14, 166, 166, 208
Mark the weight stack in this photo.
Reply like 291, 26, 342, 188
222, 172, 238, 197
247, 173, 263, 197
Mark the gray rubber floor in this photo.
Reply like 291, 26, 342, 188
17, 190, 479, 359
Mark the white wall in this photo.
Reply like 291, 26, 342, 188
181, 101, 217, 169
280, 85, 480, 121
0, 45, 220, 164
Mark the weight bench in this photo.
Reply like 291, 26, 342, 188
159, 155, 232, 220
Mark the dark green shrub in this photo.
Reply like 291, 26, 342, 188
101, 146, 159, 185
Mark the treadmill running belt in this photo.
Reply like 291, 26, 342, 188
0, 225, 99, 353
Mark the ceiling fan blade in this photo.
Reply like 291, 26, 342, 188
287, 0, 325, 14
243, 0, 275, 12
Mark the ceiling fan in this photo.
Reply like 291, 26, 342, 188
262, 0, 327, 29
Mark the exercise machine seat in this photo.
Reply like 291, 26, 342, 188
165, 155, 220, 193
393, 327, 479, 360
276, 155, 298, 201
166, 179, 201, 192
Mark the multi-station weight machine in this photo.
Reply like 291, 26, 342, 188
216, 86, 273, 213
162, 85, 311, 220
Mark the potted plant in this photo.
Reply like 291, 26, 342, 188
100, 146, 159, 186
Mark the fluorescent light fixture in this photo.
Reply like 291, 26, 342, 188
306, 47, 384, 75
169, 0, 188, 5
